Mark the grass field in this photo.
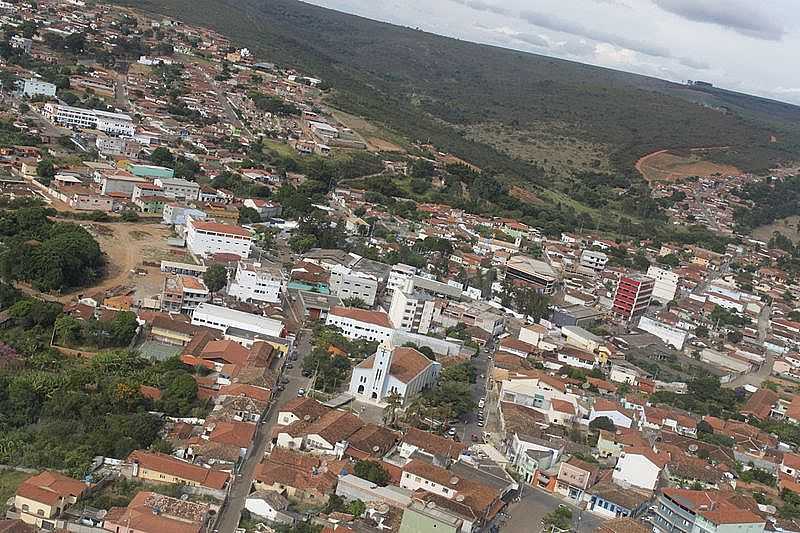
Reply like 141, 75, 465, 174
752, 216, 800, 244
0, 469, 32, 510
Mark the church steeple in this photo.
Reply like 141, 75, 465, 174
370, 339, 394, 401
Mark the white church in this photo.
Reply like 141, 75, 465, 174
348, 341, 441, 405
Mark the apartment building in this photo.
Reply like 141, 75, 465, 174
386, 263, 418, 295
17, 78, 56, 97
154, 177, 201, 200
191, 303, 284, 346
580, 250, 609, 272
612, 275, 655, 322
505, 255, 559, 294
388, 282, 438, 335
653, 488, 765, 533
325, 306, 394, 343
228, 260, 284, 304
186, 217, 253, 259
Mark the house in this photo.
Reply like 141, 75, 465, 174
612, 447, 669, 492
741, 388, 779, 421
276, 397, 330, 427
587, 482, 650, 519
590, 399, 634, 429
398, 428, 467, 464
244, 491, 294, 525
103, 491, 211, 533
243, 198, 282, 219
126, 450, 229, 493
348, 343, 441, 405
253, 448, 343, 504
557, 346, 597, 369
652, 488, 765, 533
596, 428, 650, 459
598, 517, 651, 533
13, 472, 88, 527
555, 457, 600, 502
398, 499, 463, 533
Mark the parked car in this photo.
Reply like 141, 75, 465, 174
297, 388, 306, 396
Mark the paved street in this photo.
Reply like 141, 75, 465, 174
213, 330, 313, 533
457, 343, 492, 443
502, 487, 605, 533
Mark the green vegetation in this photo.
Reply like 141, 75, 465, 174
54, 311, 139, 350
735, 176, 800, 232
353, 460, 390, 486
649, 376, 742, 418
542, 506, 573, 531
0, 207, 104, 292
405, 361, 476, 426
0, 470, 30, 512
203, 263, 228, 293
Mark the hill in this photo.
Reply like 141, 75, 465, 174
112, 0, 800, 179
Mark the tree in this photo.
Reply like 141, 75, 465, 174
694, 325, 709, 338
697, 419, 713, 435
514, 287, 550, 321
120, 210, 140, 222
354, 460, 390, 486
203, 264, 227, 293
238, 206, 262, 224
383, 390, 402, 427
109, 311, 139, 346
342, 297, 367, 309
54, 314, 82, 346
36, 160, 56, 183
64, 32, 86, 54
589, 416, 616, 432
346, 499, 366, 517
542, 506, 573, 531
149, 147, 175, 167
159, 371, 198, 416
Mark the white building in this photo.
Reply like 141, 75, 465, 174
637, 316, 689, 350
228, 260, 284, 304
612, 448, 667, 492
17, 78, 57, 98
328, 265, 379, 307
154, 177, 201, 201
388, 280, 437, 335
191, 303, 284, 344
43, 103, 135, 136
348, 342, 440, 405
325, 306, 394, 343
386, 263, 418, 295
100, 173, 146, 197
647, 266, 680, 304
186, 217, 253, 259
580, 250, 608, 272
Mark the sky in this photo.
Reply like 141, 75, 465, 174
303, 0, 800, 105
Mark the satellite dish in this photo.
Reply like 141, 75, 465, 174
450, 476, 460, 485
688, 444, 699, 453
455, 495, 465, 502
372, 446, 381, 453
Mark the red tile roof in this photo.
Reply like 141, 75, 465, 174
127, 451, 228, 490
16, 471, 87, 506
329, 306, 393, 328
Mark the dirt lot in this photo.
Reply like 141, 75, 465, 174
330, 109, 406, 153
752, 216, 800, 244
636, 149, 740, 182
60, 222, 178, 302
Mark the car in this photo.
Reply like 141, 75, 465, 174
478, 400, 485, 409
471, 433, 479, 442
297, 388, 306, 396
280, 377, 290, 384
477, 420, 484, 427
286, 363, 294, 369
447, 427, 457, 436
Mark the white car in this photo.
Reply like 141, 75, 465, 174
478, 399, 485, 409
297, 388, 306, 397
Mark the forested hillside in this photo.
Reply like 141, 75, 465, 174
112, 0, 800, 180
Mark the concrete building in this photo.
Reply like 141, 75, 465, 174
328, 264, 379, 307
243, 198, 282, 219
100, 173, 146, 197
399, 500, 463, 533
389, 280, 438, 335
652, 488, 765, 533
186, 217, 252, 259
228, 260, 284, 304
387, 263, 418, 295
160, 275, 210, 314
349, 343, 440, 405
163, 205, 207, 226
637, 316, 689, 350
43, 103, 135, 136
647, 266, 680, 304
505, 255, 559, 294
154, 177, 200, 200
191, 303, 284, 344
580, 250, 609, 272
13, 471, 88, 528
325, 306, 394, 343
17, 78, 56, 98
612, 275, 654, 322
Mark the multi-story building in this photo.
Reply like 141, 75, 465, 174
328, 265, 379, 307
100, 173, 146, 197
17, 78, 57, 98
13, 471, 88, 528
647, 266, 681, 303
580, 250, 609, 272
388, 281, 438, 335
163, 205, 207, 226
386, 263, 419, 295
43, 103, 135, 136
325, 306, 394, 343
160, 274, 210, 314
186, 217, 253, 259
612, 275, 654, 322
653, 488, 765, 533
228, 260, 284, 304
505, 255, 559, 294
154, 177, 201, 200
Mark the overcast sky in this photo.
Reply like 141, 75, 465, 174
304, 0, 800, 105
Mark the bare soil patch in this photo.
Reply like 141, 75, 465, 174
636, 149, 740, 183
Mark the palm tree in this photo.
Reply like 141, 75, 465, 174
383, 391, 403, 428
